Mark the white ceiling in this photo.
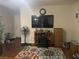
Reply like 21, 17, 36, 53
0, 0, 78, 13
27, 0, 79, 6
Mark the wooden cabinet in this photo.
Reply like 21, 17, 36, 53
54, 28, 63, 47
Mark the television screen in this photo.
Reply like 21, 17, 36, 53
32, 15, 54, 28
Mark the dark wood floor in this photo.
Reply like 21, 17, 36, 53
0, 45, 73, 59
62, 48, 73, 59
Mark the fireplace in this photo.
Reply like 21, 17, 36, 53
37, 33, 48, 47
35, 30, 54, 47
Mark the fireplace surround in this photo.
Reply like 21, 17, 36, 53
34, 28, 63, 47
34, 30, 54, 47
37, 33, 48, 47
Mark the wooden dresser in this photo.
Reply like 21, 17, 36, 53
54, 28, 63, 47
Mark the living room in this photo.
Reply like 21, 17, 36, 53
0, 0, 79, 59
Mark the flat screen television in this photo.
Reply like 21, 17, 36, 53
32, 15, 54, 28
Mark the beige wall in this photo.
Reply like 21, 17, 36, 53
2, 9, 14, 35
71, 1, 79, 43
20, 5, 73, 43
0, 6, 14, 43
20, 6, 35, 43
14, 13, 21, 38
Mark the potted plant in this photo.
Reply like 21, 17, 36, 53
21, 26, 30, 46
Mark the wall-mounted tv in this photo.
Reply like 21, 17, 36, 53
32, 15, 54, 28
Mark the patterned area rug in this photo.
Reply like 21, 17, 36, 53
15, 46, 66, 59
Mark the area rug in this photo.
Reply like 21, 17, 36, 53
15, 46, 66, 59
